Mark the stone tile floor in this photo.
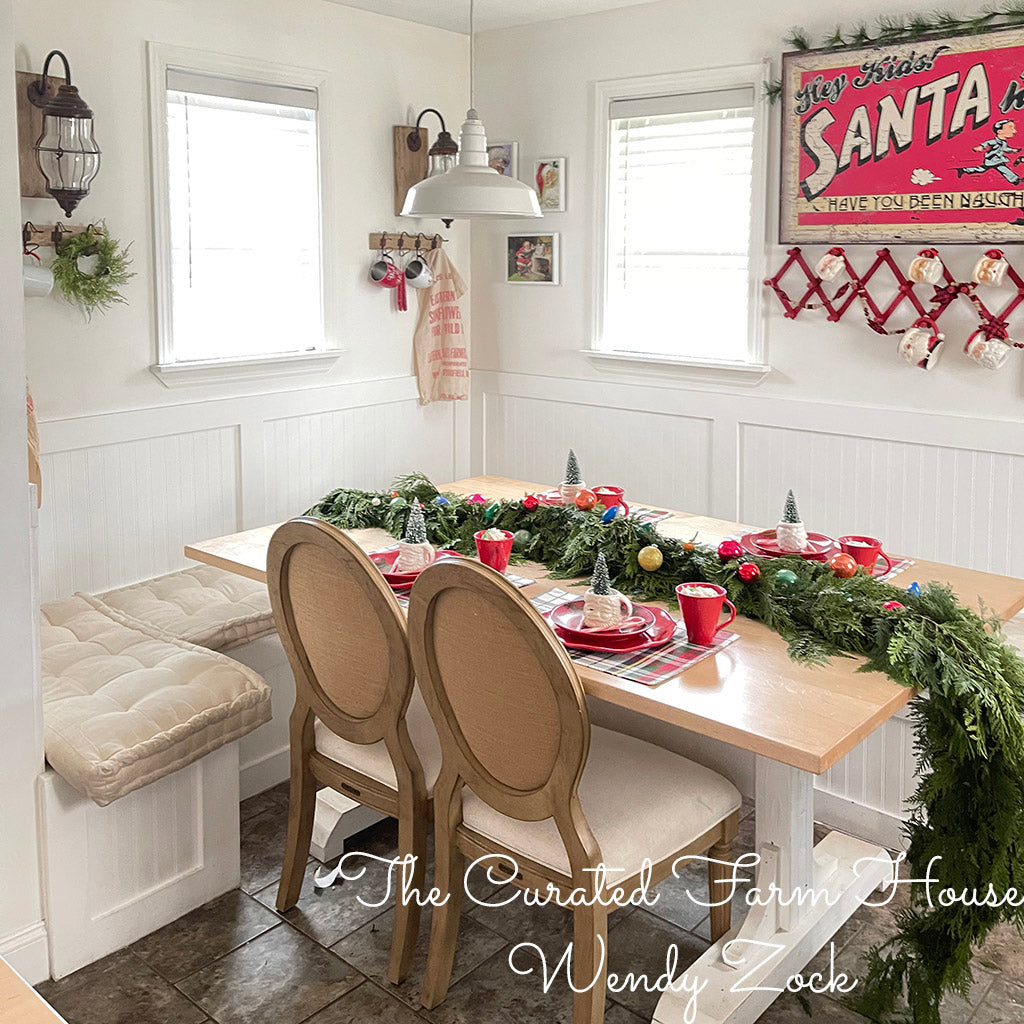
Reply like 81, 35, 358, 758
37, 784, 1024, 1024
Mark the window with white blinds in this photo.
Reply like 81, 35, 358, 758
161, 69, 323, 364
602, 86, 757, 364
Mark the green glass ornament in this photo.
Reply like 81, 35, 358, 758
484, 502, 500, 523
512, 529, 532, 553
389, 496, 406, 508
775, 568, 798, 587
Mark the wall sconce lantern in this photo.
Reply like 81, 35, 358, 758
407, 109, 459, 178
26, 50, 100, 217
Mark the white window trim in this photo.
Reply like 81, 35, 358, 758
146, 42, 339, 386
588, 60, 771, 383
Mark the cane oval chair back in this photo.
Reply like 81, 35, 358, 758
407, 559, 590, 822
268, 517, 414, 745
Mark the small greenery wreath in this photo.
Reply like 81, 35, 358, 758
51, 224, 134, 319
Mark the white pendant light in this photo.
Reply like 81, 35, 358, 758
402, 0, 541, 221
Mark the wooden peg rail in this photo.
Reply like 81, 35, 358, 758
22, 221, 91, 247
764, 245, 1024, 345
368, 231, 446, 252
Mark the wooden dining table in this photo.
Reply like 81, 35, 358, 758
185, 475, 1024, 1024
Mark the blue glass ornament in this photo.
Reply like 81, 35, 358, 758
434, 495, 450, 506
601, 505, 618, 523
906, 581, 921, 596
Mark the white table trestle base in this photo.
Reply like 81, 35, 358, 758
653, 756, 892, 1024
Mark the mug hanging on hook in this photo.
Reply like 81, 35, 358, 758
369, 240, 407, 311
405, 236, 434, 290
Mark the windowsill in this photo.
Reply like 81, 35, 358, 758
581, 348, 771, 386
150, 349, 343, 388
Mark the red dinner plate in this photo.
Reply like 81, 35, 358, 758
740, 530, 839, 562
554, 606, 677, 653
550, 599, 655, 637
370, 548, 463, 584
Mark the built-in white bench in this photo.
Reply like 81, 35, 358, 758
39, 588, 272, 978
93, 564, 381, 855
92, 565, 294, 798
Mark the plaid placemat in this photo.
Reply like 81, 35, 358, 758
529, 588, 738, 686
878, 557, 913, 582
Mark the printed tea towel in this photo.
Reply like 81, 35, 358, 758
413, 248, 469, 404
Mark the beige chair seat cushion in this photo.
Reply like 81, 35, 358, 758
92, 565, 275, 652
313, 687, 442, 794
462, 726, 741, 879
41, 595, 272, 806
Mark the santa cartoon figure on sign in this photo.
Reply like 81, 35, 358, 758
957, 119, 1023, 185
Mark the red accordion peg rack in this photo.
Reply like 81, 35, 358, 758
764, 246, 1024, 346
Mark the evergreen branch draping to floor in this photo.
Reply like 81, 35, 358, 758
306, 473, 1024, 1024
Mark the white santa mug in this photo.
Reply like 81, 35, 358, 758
897, 317, 944, 370
908, 249, 943, 285
973, 249, 1010, 287
814, 247, 846, 282
964, 330, 1011, 370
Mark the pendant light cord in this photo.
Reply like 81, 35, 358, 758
469, 0, 475, 109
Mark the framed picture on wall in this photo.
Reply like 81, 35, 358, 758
507, 233, 560, 285
487, 141, 518, 177
533, 157, 566, 211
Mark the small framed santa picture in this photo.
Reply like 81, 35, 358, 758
532, 158, 566, 211
507, 233, 560, 285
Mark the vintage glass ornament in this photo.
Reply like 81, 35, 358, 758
484, 502, 499, 523
389, 496, 406, 508
370, 497, 381, 506
906, 581, 922, 596
434, 495, 451, 506
775, 568, 799, 587
737, 561, 761, 582
574, 488, 598, 511
637, 545, 663, 572
522, 494, 540, 510
718, 539, 743, 561
883, 600, 905, 610
512, 529, 532, 552
829, 553, 858, 578
601, 505, 618, 523
467, 493, 486, 504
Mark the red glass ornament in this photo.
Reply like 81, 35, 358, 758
882, 600, 905, 610
717, 539, 743, 562
574, 488, 598, 511
829, 553, 858, 579
389, 490, 399, 497
522, 494, 540, 510
737, 561, 760, 582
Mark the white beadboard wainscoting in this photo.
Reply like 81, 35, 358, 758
472, 369, 1024, 847
36, 376, 466, 603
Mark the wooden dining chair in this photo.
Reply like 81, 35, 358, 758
407, 559, 741, 1024
267, 516, 441, 985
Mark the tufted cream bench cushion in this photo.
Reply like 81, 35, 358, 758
41, 594, 272, 806
92, 564, 275, 652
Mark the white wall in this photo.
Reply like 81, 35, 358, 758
0, 0, 47, 983
469, 0, 1024, 579
15, 0, 471, 600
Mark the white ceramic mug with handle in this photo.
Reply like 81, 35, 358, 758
23, 263, 54, 298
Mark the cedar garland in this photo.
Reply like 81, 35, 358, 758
766, 3, 1024, 102
306, 473, 1024, 1024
